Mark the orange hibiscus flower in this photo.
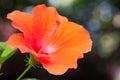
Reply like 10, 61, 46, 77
7, 4, 92, 75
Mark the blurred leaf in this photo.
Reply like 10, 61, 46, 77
0, 42, 17, 64
22, 78, 38, 80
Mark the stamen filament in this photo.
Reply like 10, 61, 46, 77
38, 20, 60, 53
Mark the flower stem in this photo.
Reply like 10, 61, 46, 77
17, 54, 37, 80
17, 64, 32, 80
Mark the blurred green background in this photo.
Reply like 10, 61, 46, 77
0, 0, 120, 80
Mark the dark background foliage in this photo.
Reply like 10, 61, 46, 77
0, 0, 120, 80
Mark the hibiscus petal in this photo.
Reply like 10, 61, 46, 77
49, 21, 92, 53
7, 33, 33, 53
7, 11, 33, 37
32, 4, 59, 41
40, 49, 82, 75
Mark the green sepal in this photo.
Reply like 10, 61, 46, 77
0, 42, 17, 64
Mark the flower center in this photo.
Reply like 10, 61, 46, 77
43, 45, 56, 55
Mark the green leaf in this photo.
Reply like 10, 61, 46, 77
0, 42, 17, 64
0, 42, 6, 54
